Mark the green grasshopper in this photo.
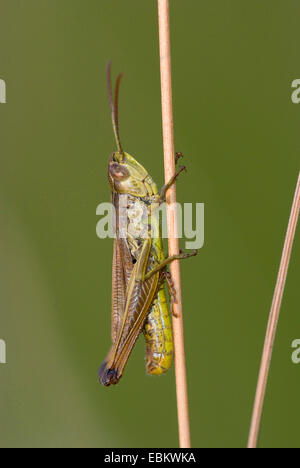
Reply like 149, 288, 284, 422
99, 63, 197, 386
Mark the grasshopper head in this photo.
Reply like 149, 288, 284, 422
108, 151, 157, 197
106, 63, 157, 197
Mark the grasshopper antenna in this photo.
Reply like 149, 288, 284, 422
106, 61, 124, 158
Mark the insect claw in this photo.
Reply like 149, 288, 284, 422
175, 151, 183, 164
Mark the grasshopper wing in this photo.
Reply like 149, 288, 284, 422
111, 237, 133, 342
99, 239, 159, 386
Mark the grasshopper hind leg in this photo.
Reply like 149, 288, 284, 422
163, 270, 180, 318
143, 283, 174, 375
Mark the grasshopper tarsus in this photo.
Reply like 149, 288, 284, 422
186, 249, 198, 259
177, 248, 198, 258
175, 151, 183, 165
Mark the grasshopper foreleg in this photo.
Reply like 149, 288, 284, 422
158, 165, 186, 204
175, 151, 183, 165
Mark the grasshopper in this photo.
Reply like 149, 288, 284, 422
99, 63, 197, 386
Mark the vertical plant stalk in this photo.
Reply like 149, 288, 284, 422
157, 0, 191, 448
248, 172, 300, 448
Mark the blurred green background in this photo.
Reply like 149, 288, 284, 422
0, 0, 299, 448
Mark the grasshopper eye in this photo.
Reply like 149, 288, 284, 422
109, 163, 129, 180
